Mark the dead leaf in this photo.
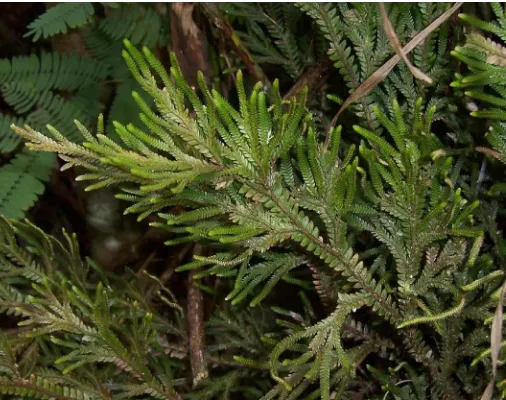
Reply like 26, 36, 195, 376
480, 278, 506, 400
378, 3, 432, 84
330, 2, 463, 130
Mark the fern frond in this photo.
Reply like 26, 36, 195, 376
0, 114, 23, 154
25, 3, 95, 41
0, 151, 55, 219
0, 53, 108, 91
99, 4, 169, 48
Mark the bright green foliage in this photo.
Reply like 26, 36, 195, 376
4, 2, 506, 399
12, 39, 505, 399
78, 3, 169, 141
82, 4, 170, 78
25, 3, 96, 41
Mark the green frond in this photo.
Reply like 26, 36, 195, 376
0, 114, 23, 154
0, 50, 107, 216
0, 52, 109, 92
397, 296, 466, 329
99, 4, 170, 48
0, 151, 55, 219
0, 216, 184, 400
25, 3, 95, 41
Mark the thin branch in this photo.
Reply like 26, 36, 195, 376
136, 251, 157, 277
187, 244, 208, 386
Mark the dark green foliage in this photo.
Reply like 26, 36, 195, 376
0, 52, 108, 92
98, 4, 170, 49
0, 3, 169, 219
301, 3, 456, 129
0, 114, 23, 154
0, 52, 107, 218
0, 215, 184, 399
221, 3, 319, 79
0, 151, 54, 219
25, 3, 95, 41
0, 52, 108, 141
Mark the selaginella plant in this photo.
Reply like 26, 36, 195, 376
2, 21, 503, 398
1, 27, 503, 399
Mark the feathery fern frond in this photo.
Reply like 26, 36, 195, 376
299, 3, 455, 129
98, 4, 170, 49
0, 52, 108, 218
0, 52, 109, 92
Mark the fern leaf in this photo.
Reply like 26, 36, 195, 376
0, 114, 23, 154
0, 151, 55, 219
25, 3, 96, 41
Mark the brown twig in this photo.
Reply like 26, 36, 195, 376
283, 56, 333, 102
201, 3, 271, 88
187, 245, 208, 386
327, 2, 463, 143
